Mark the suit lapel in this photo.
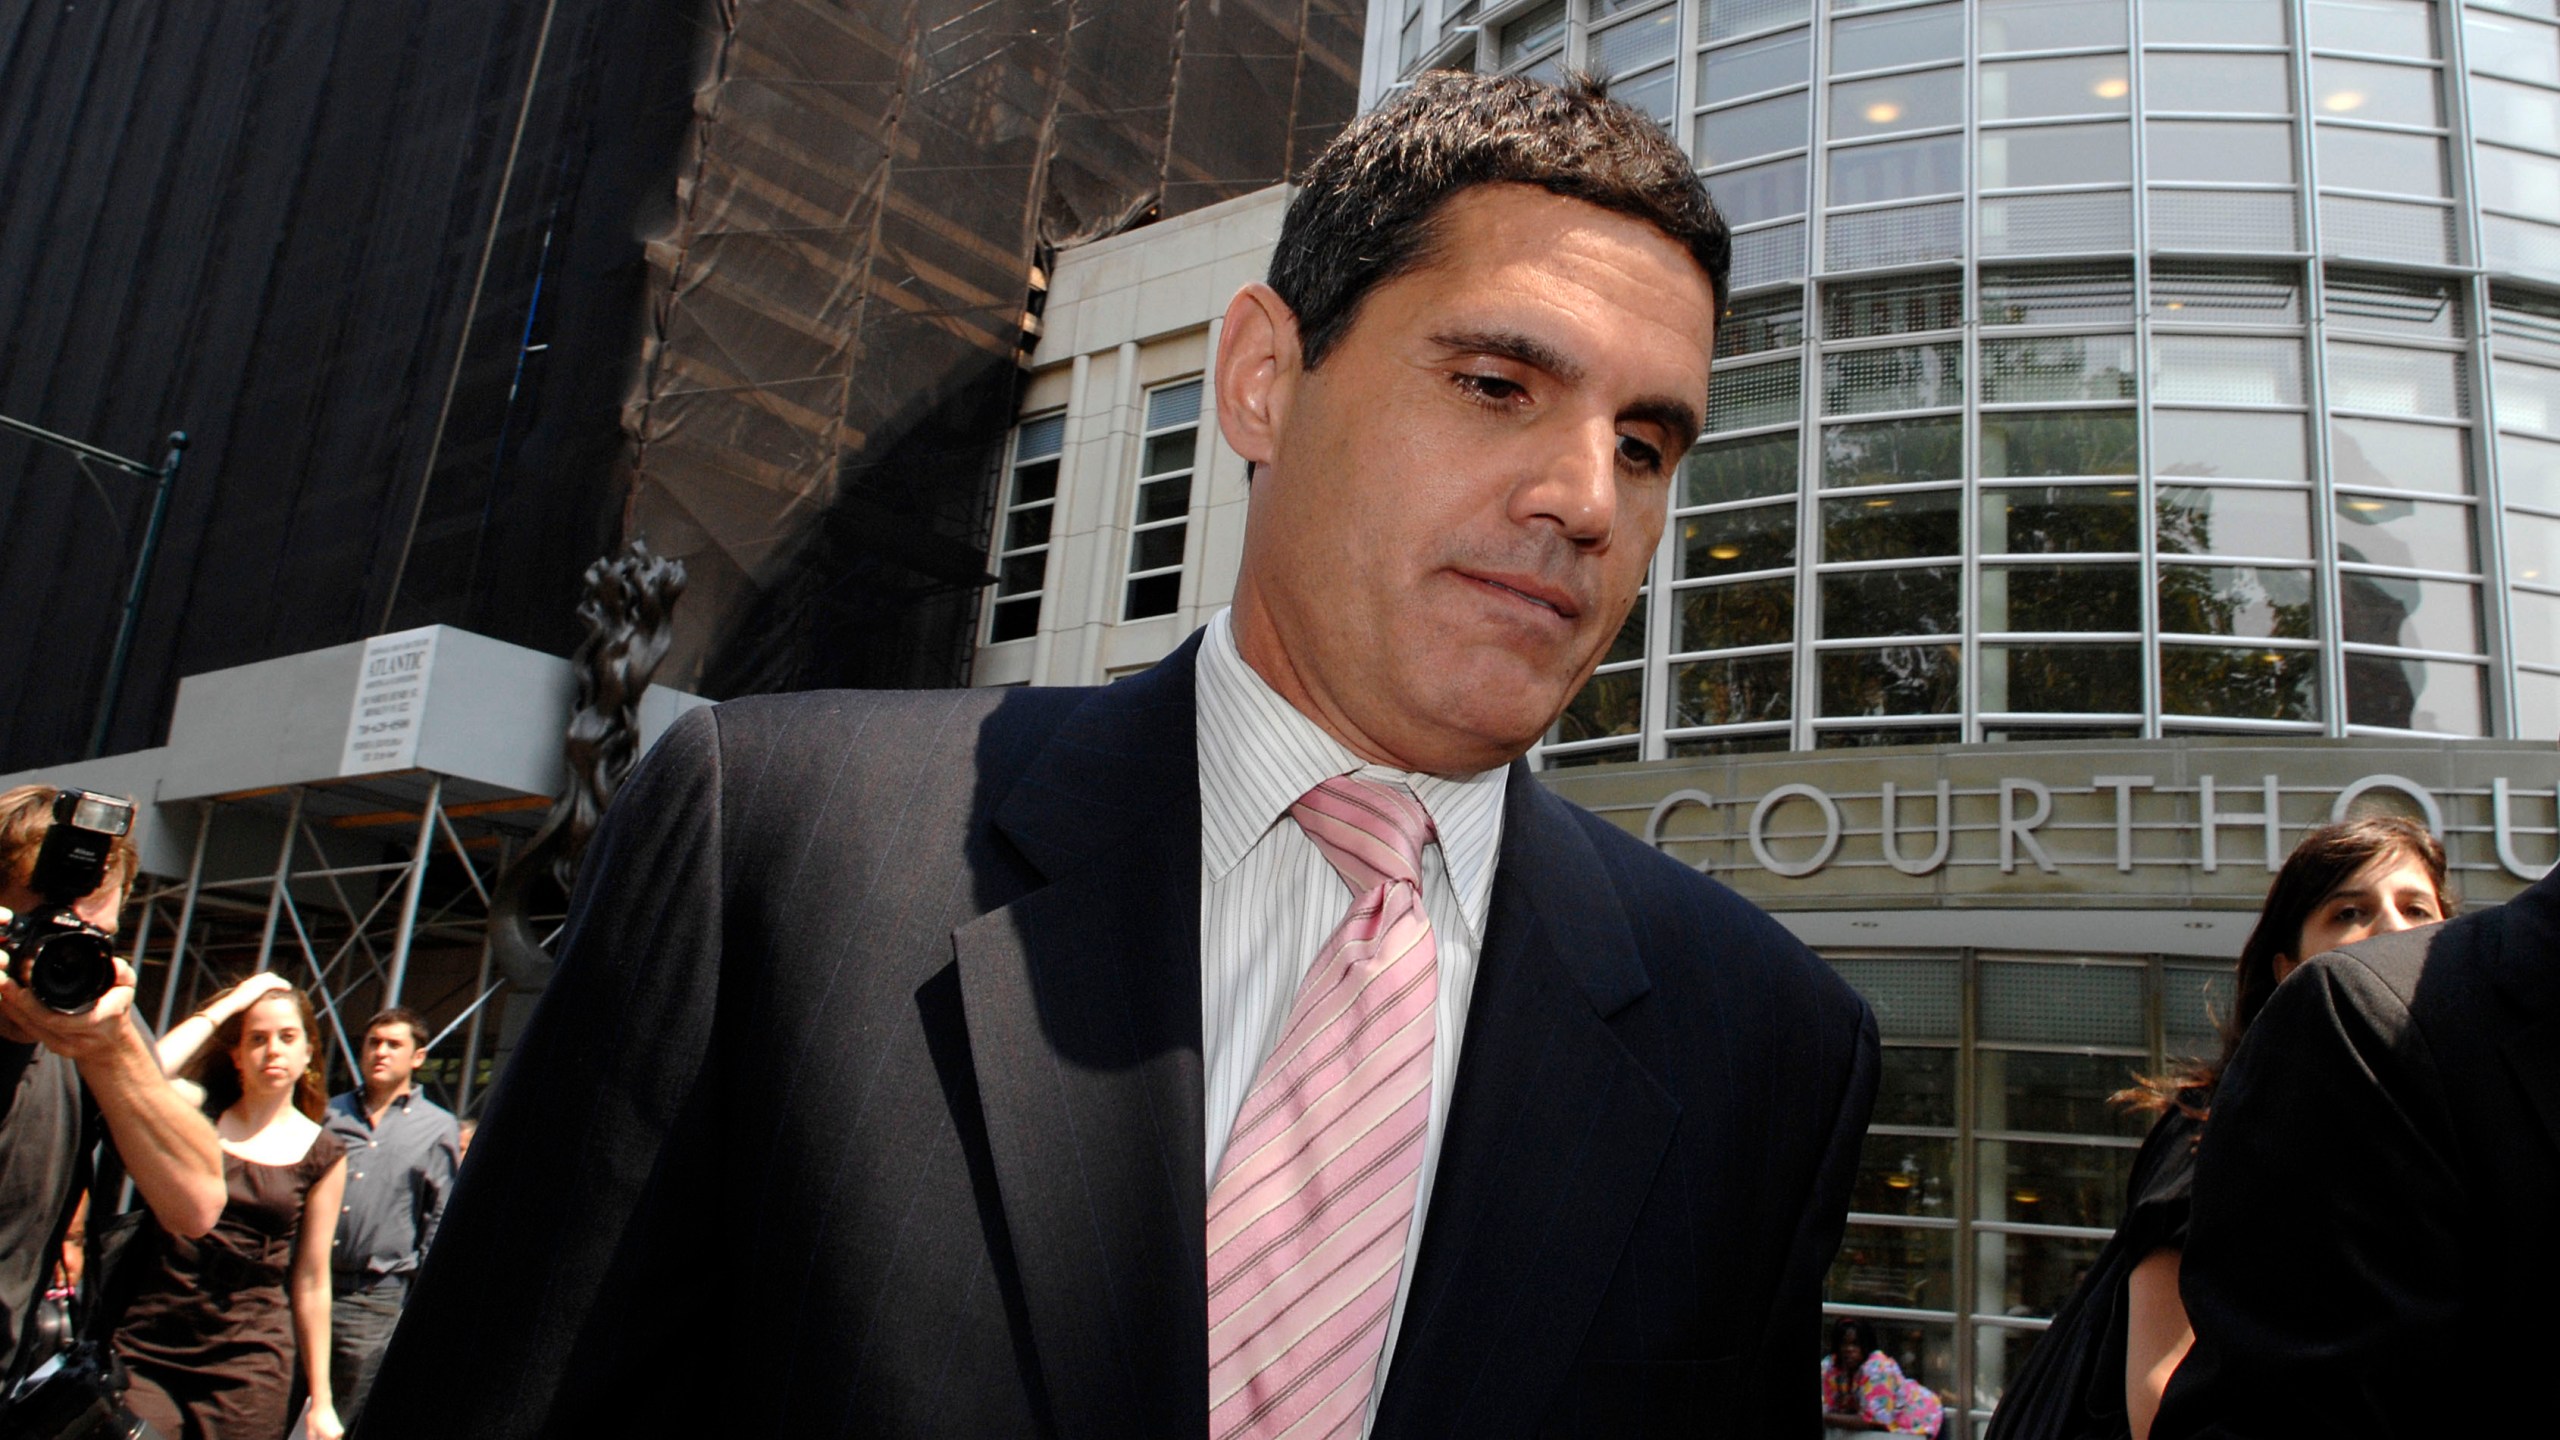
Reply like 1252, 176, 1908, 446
953, 640, 1208, 1440
1373, 769, 1680, 1439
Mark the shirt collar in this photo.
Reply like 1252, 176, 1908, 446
1195, 608, 1508, 935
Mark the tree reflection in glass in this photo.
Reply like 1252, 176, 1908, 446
2158, 564, 2316, 638
1673, 654, 1793, 726
1982, 485, 2141, 553
1824, 490, 1963, 560
1553, 667, 1642, 743
1821, 644, 1963, 715
1979, 409, 2137, 477
1823, 415, 1963, 486
1679, 576, 1795, 651
2156, 486, 2314, 558
1983, 642, 2142, 711
1684, 431, 1799, 506
1824, 566, 1962, 637
2160, 644, 2321, 721
1680, 502, 1798, 577
1982, 563, 2139, 631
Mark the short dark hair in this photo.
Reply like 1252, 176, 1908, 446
1269, 69, 1729, 371
366, 1005, 431, 1049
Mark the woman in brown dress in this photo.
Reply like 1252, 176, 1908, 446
118, 976, 348, 1439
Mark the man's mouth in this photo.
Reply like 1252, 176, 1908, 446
1463, 571, 1578, 619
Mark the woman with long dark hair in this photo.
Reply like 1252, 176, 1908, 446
1982, 816, 2449, 1440
113, 976, 348, 1439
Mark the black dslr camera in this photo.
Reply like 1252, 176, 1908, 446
2, 790, 136, 1014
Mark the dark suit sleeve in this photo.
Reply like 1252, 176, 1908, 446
2152, 946, 2465, 1440
1757, 985, 1881, 1437
355, 706, 729, 1440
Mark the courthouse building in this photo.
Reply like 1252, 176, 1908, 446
976, 0, 2560, 1427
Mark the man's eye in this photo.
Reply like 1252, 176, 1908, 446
1618, 435, 1665, 473
1453, 372, 1525, 404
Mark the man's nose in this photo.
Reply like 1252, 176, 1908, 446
1514, 420, 1620, 545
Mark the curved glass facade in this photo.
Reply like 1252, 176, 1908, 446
1384, 0, 2560, 766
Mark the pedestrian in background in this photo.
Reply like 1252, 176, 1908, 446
320, 1007, 457, 1431
1984, 816, 2448, 1440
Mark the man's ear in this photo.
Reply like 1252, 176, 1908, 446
1216, 283, 1299, 480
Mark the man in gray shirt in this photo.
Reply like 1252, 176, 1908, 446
322, 1006, 459, 1428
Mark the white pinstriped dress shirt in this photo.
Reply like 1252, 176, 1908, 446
1193, 608, 1508, 1429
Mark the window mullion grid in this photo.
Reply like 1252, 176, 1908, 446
1964, 5, 1982, 744
1642, 506, 1675, 761
1795, 4, 1832, 757
2126, 16, 2164, 741
2446, 6, 2525, 738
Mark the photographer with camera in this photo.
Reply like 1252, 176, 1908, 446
0, 785, 224, 1430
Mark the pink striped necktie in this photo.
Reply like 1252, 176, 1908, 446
1206, 775, 1439, 1440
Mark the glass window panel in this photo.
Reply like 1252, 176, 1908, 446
1823, 565, 1964, 638
2143, 0, 2286, 45
1980, 0, 2129, 54
1718, 292, 1807, 359
2505, 434, 2560, 512
2472, 77, 2560, 154
1003, 505, 1053, 553
1851, 1133, 1958, 1217
1980, 55, 2134, 121
2164, 963, 2235, 1063
1977, 1138, 2137, 1227
2467, 8, 2560, 82
1983, 640, 2146, 709
1705, 155, 1811, 227
1829, 133, 1965, 204
998, 552, 1048, 595
1982, 334, 2139, 403
1555, 668, 1643, 743
2146, 121, 2296, 183
1679, 500, 1799, 577
2346, 654, 2487, 732
1667, 730, 1798, 757
2159, 564, 2319, 637
2327, 343, 2463, 419
1980, 121, 2132, 188
2526, 669, 2560, 743
2160, 643, 2324, 720
1609, 64, 1678, 124
1820, 644, 1965, 715
1685, 431, 1799, 506
2327, 269, 2463, 337
1500, 0, 1566, 64
1813, 724, 1964, 747
1980, 1325, 2053, 1408
2498, 360, 2560, 438
1982, 484, 2143, 552
1824, 272, 1964, 340
1832, 3, 1961, 73
987, 596, 1039, 643
2334, 493, 2479, 570
1824, 342, 1965, 414
2339, 572, 2480, 650
2513, 589, 2560, 668
2151, 263, 2303, 324
1991, 1231, 2115, 1325
2511, 511, 2560, 586
2156, 485, 2316, 556
1702, 0, 1812, 44
1874, 1047, 1958, 1128
1672, 652, 1795, 725
1979, 411, 2139, 478
1823, 416, 1965, 486
2310, 56, 2441, 125
1979, 960, 2145, 1045
1982, 563, 2142, 631
1703, 29, 1811, 104
1539, 739, 1637, 769
1123, 571, 1180, 620
2150, 335, 2305, 406
2153, 409, 2309, 481
2309, 0, 2440, 56
1827, 957, 1962, 1039
2480, 146, 2560, 219
1141, 430, 1196, 477
1596, 6, 1676, 74
1678, 576, 1797, 651
1520, 52, 1569, 85
1011, 456, 1060, 505
1978, 1049, 2154, 1138
1129, 524, 1185, 573
1017, 416, 1067, 462
1825, 490, 1964, 559
1145, 380, 1202, 430
1696, 91, 1811, 166
1708, 355, 1803, 432
1831, 68, 1964, 138
1136, 475, 1191, 524
1832, 1220, 1955, 1310
2315, 125, 2446, 197
2143, 52, 2293, 115
1981, 263, 2137, 325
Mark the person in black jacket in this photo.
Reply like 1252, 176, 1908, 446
2154, 856, 2560, 1439
1986, 817, 2449, 1440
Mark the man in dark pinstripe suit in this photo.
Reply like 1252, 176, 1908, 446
361, 72, 1877, 1440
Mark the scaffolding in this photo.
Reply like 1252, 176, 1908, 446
5, 624, 705, 1118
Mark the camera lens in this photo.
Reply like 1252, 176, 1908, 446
25, 927, 115, 1013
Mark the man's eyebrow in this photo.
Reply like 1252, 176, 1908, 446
1431, 327, 1702, 445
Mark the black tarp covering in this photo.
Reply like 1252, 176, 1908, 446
0, 0, 1358, 770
